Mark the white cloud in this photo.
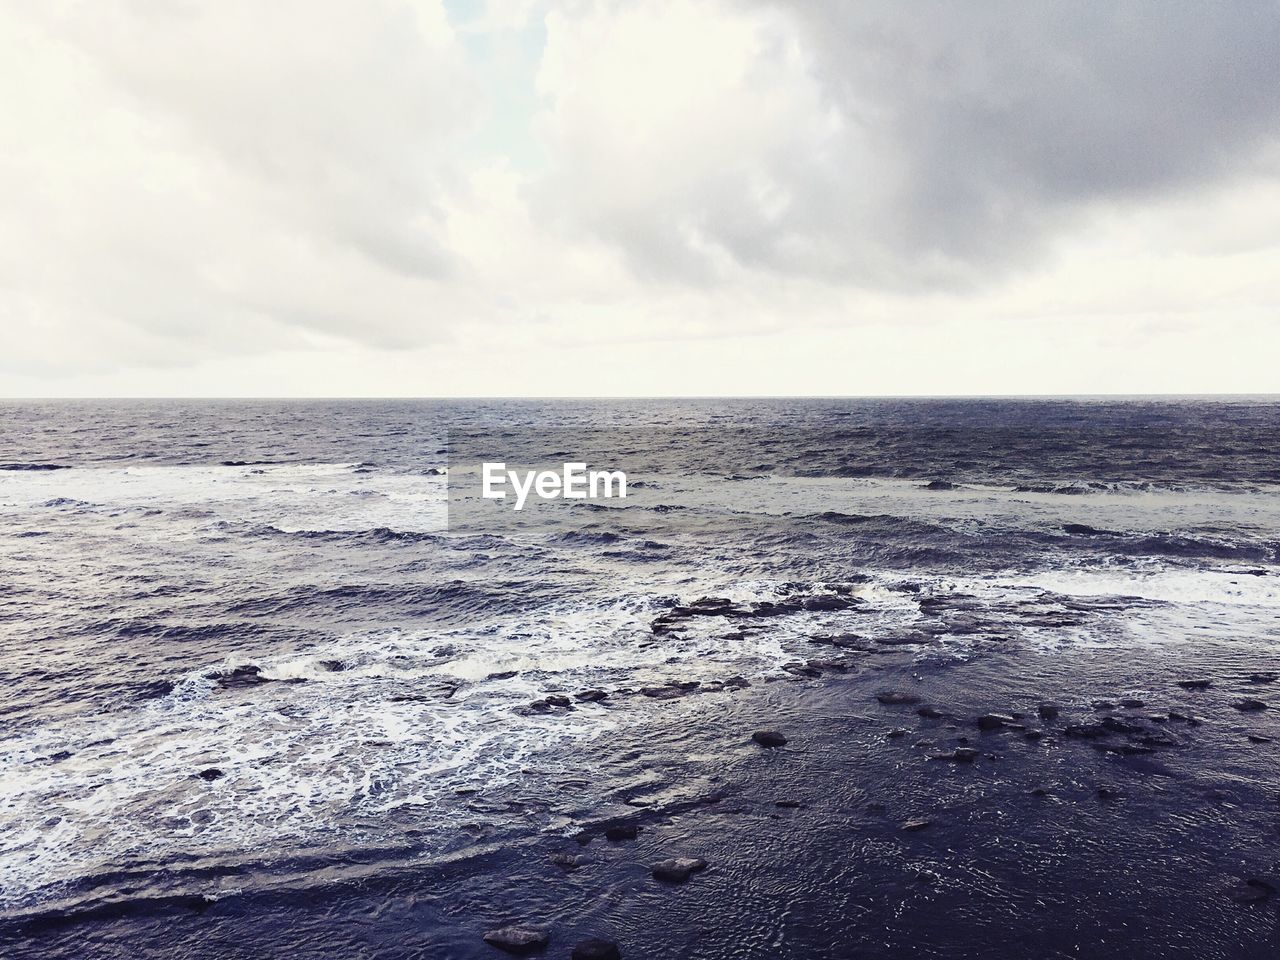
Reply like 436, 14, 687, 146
0, 0, 1278, 395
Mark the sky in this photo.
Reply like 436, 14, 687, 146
2, 0, 1279, 397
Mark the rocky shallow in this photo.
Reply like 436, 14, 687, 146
6, 612, 1278, 960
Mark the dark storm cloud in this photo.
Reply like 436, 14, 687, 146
542, 0, 1280, 291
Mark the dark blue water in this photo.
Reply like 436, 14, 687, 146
1, 399, 1277, 958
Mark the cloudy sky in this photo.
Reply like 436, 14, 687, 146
2, 0, 1279, 397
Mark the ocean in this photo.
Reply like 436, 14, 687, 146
1, 398, 1277, 958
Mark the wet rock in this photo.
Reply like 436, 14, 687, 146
782, 663, 822, 678
1177, 679, 1211, 690
196, 768, 224, 781
877, 691, 921, 706
811, 632, 870, 650
216, 665, 270, 689
483, 925, 550, 954
886, 728, 908, 739
1167, 710, 1201, 725
486, 670, 519, 681
651, 857, 707, 883
923, 480, 957, 490
930, 747, 978, 763
875, 632, 934, 647
901, 818, 931, 831
1248, 672, 1277, 684
775, 799, 803, 808
575, 689, 609, 702
802, 594, 857, 612
1063, 523, 1112, 536
1037, 702, 1060, 721
752, 730, 788, 748
1101, 716, 1143, 734
1091, 700, 1116, 711
549, 852, 587, 871
976, 713, 1015, 731
1093, 743, 1155, 756
1096, 787, 1119, 801
572, 938, 621, 960
544, 695, 572, 708
1024, 730, 1044, 741
1029, 787, 1049, 797
604, 824, 638, 842
640, 685, 693, 700
1119, 698, 1145, 709
1247, 734, 1273, 744
916, 705, 944, 719
1232, 698, 1268, 712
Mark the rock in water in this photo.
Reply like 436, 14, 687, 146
572, 938, 621, 960
752, 730, 787, 748
482, 926, 550, 954
651, 857, 708, 883
1177, 679, 1211, 690
1232, 698, 1268, 712
1229, 878, 1275, 904
877, 691, 921, 706
930, 747, 979, 762
604, 824, 638, 842
549, 851, 587, 871
1037, 702, 1060, 720
976, 713, 1014, 730
901, 818, 931, 831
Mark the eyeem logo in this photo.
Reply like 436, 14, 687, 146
482, 462, 627, 510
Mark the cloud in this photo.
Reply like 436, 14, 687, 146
0, 0, 1278, 394
0, 0, 477, 374
533, 0, 1280, 289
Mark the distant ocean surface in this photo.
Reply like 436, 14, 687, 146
1, 399, 1278, 958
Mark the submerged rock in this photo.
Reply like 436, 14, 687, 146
976, 713, 1015, 730
916, 705, 944, 719
1232, 698, 1268, 712
1100, 716, 1143, 734
604, 824, 638, 842
752, 730, 788, 748
483, 925, 550, 954
1063, 723, 1110, 739
1037, 702, 1060, 720
1177, 679, 1211, 690
196, 768, 224, 781
901, 818, 932, 831
572, 938, 621, 960
1119, 698, 1145, 709
215, 665, 271, 689
549, 851, 587, 871
930, 747, 978, 762
1229, 878, 1275, 904
877, 691, 921, 706
651, 857, 708, 883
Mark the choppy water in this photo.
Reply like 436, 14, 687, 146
1, 399, 1277, 958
